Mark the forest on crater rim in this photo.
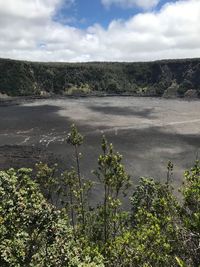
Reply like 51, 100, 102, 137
0, 58, 200, 98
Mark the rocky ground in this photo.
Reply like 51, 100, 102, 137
0, 96, 199, 201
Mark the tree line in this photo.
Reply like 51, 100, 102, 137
0, 58, 200, 97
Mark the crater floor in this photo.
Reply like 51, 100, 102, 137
0, 97, 200, 199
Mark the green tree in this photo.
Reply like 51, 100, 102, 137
66, 124, 93, 235
67, 124, 85, 227
181, 161, 200, 266
0, 168, 104, 267
129, 177, 182, 266
93, 136, 130, 244
35, 162, 59, 203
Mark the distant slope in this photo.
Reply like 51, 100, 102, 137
0, 58, 200, 97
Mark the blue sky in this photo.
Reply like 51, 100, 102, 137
0, 0, 200, 62
54, 0, 176, 29
54, 0, 143, 29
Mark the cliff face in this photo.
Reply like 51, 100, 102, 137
0, 58, 200, 97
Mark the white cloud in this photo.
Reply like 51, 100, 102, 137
0, 0, 61, 19
101, 0, 160, 9
0, 0, 200, 62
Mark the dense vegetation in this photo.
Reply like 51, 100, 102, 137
0, 125, 199, 266
0, 58, 200, 97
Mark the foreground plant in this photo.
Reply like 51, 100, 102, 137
65, 124, 93, 236
181, 161, 200, 266
0, 168, 103, 266
0, 124, 199, 267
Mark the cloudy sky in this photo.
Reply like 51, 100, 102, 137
0, 0, 200, 62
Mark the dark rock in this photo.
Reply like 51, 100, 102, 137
0, 145, 59, 170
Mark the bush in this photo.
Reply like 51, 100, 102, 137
0, 126, 199, 266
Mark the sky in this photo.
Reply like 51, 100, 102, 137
0, 0, 200, 62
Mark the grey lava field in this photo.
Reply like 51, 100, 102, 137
0, 97, 200, 197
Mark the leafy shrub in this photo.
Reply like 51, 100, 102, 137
0, 125, 200, 266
